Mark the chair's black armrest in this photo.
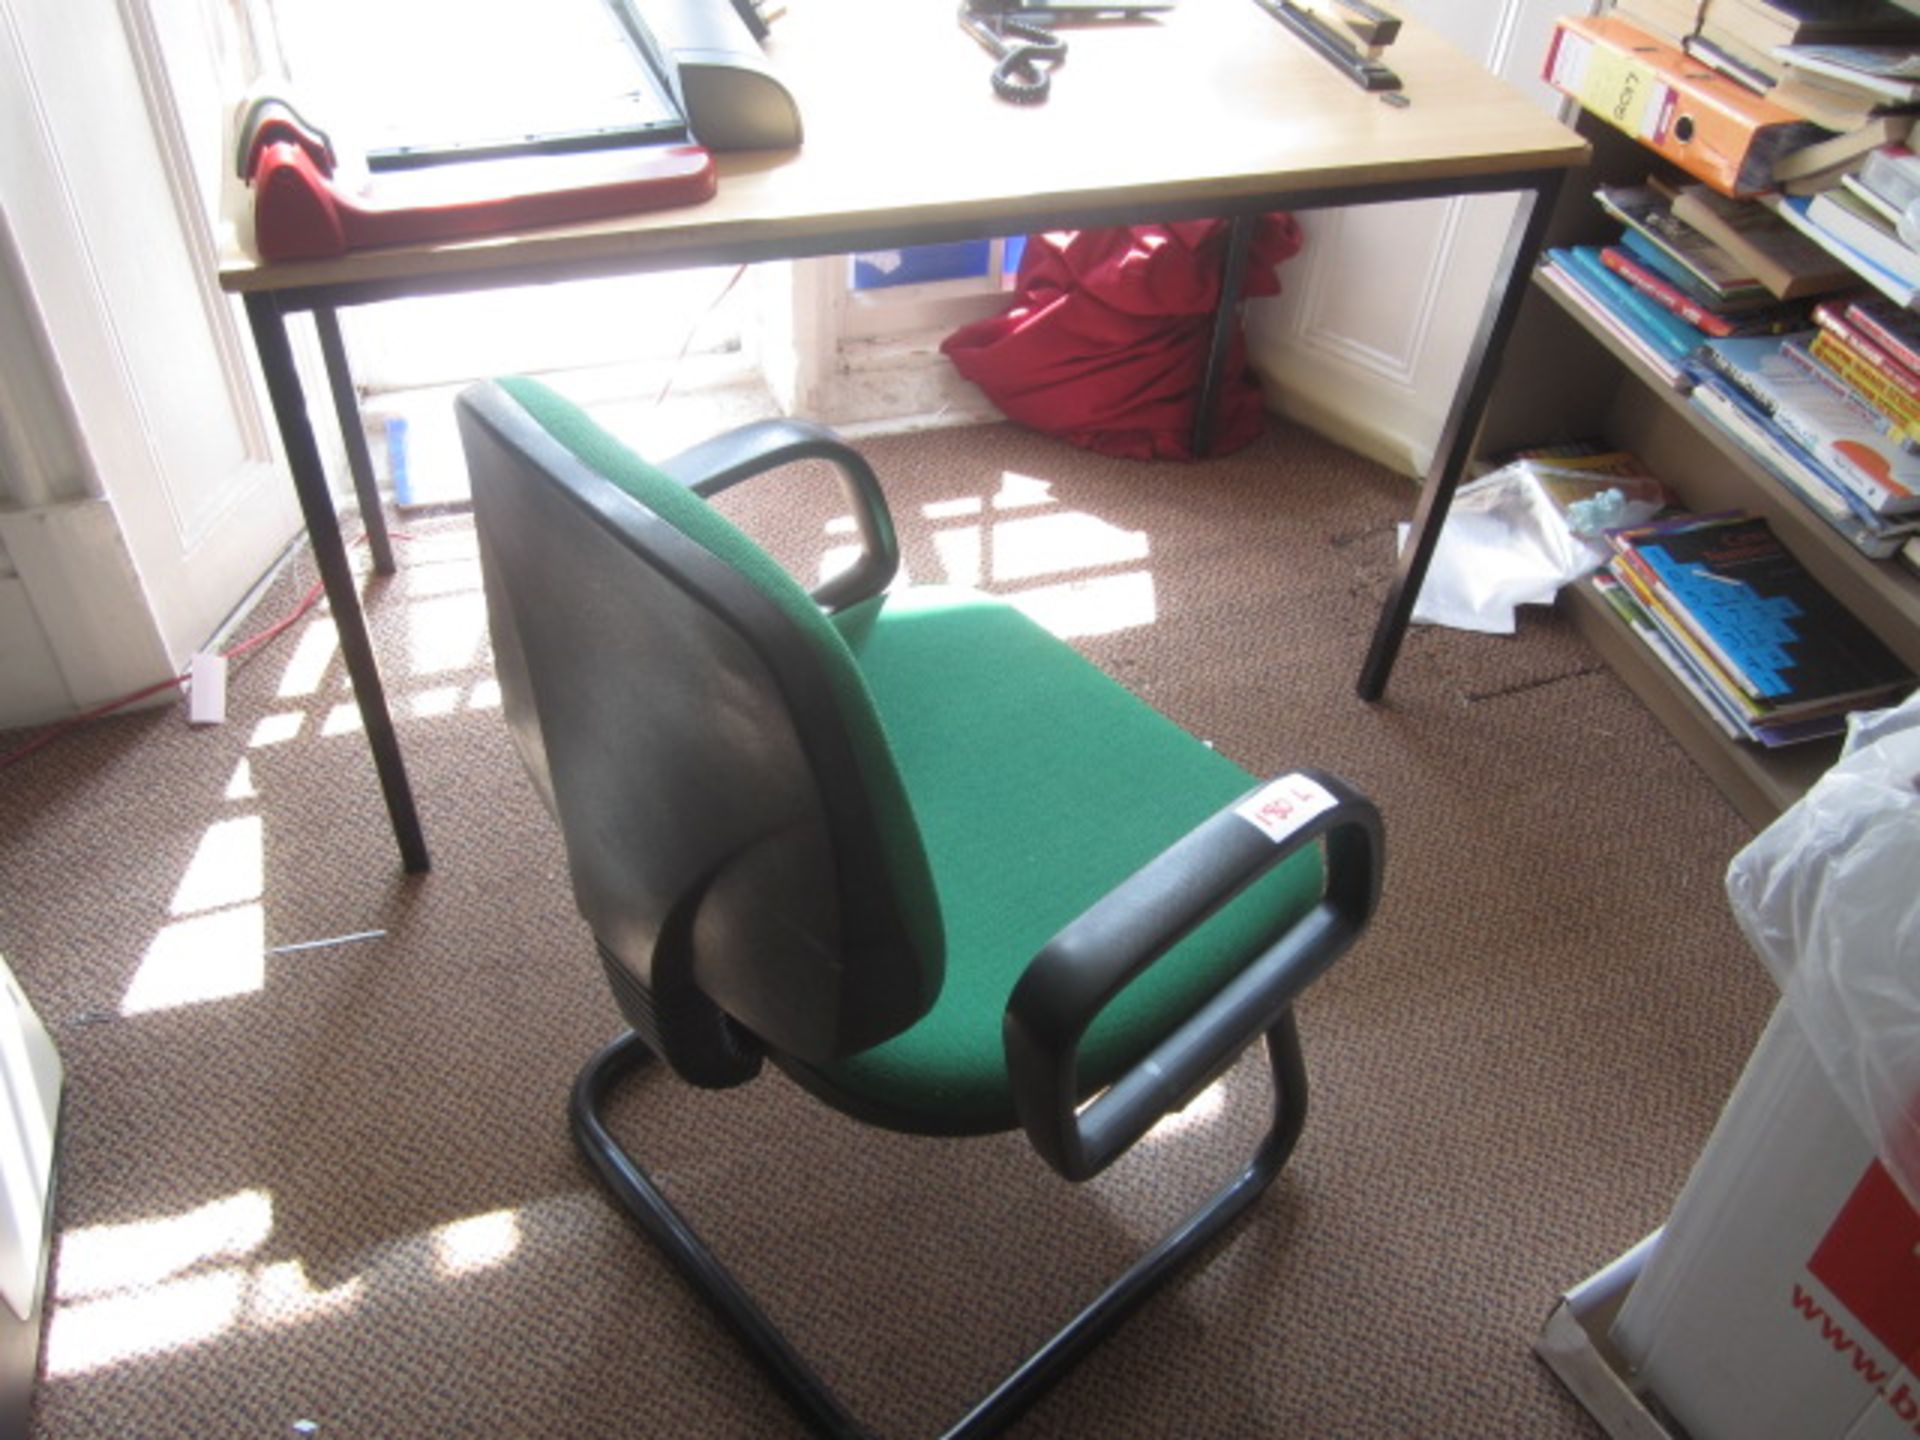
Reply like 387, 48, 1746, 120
655, 418, 899, 613
1004, 769, 1382, 1182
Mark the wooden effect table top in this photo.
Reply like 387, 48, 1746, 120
217, 0, 1587, 299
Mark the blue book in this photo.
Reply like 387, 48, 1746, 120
1617, 228, 1728, 307
1553, 246, 1707, 364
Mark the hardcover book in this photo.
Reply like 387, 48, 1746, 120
1597, 183, 1767, 298
1805, 185, 1920, 285
1768, 69, 1912, 131
1687, 26, 1784, 90
1802, 330, 1920, 439
1839, 169, 1905, 225
1705, 0, 1920, 50
1772, 115, 1915, 184
1845, 295, 1920, 371
1766, 192, 1920, 305
1614, 0, 1709, 48
1772, 43, 1920, 101
1670, 182, 1857, 298
1856, 143, 1920, 214
1538, 260, 1692, 387
1602, 245, 1737, 333
1810, 298, 1920, 411
1602, 243, 1808, 334
1552, 245, 1710, 362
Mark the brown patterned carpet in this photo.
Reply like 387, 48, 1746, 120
0, 415, 1777, 1438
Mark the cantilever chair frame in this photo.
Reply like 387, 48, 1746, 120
457, 385, 1384, 1440
574, 1004, 1318, 1439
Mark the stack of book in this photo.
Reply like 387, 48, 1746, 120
1772, 41, 1920, 150
1685, 314, 1920, 557
1537, 182, 1820, 386
1612, 0, 1704, 47
1666, 180, 1860, 296
1766, 144, 1920, 303
1687, 0, 1920, 94
1591, 1, 1920, 198
1598, 509, 1915, 745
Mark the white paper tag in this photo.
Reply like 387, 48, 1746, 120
187, 651, 227, 726
1234, 774, 1337, 844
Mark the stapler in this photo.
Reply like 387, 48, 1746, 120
1293, 0, 1399, 52
1247, 0, 1404, 95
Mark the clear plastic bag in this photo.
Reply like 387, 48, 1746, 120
1724, 688, 1920, 1209
1401, 459, 1666, 635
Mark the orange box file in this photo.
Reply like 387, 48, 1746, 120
1545, 12, 1824, 196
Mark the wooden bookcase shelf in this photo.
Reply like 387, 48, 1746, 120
1477, 113, 1920, 828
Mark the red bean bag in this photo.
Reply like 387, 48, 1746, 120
940, 216, 1304, 461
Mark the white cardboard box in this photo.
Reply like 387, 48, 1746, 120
1611, 1007, 1920, 1440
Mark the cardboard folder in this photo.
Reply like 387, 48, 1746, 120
1544, 13, 1825, 197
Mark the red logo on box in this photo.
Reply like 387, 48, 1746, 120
1808, 1160, 1920, 1372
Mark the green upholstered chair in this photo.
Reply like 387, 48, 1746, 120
455, 377, 1383, 1439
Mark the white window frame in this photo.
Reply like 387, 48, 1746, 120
836, 237, 1023, 342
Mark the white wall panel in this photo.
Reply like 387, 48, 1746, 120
1247, 0, 1583, 477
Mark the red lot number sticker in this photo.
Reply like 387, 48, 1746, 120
1234, 774, 1337, 844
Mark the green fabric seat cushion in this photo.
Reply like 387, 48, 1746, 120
804, 585, 1325, 1134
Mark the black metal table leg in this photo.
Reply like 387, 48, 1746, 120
246, 292, 431, 874
1192, 213, 1255, 459
1355, 170, 1567, 702
313, 306, 396, 576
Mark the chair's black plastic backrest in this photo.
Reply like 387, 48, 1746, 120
456, 380, 942, 1083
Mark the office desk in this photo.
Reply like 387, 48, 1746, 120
218, 0, 1587, 873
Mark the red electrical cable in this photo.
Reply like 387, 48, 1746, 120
0, 529, 408, 770
0, 675, 202, 770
